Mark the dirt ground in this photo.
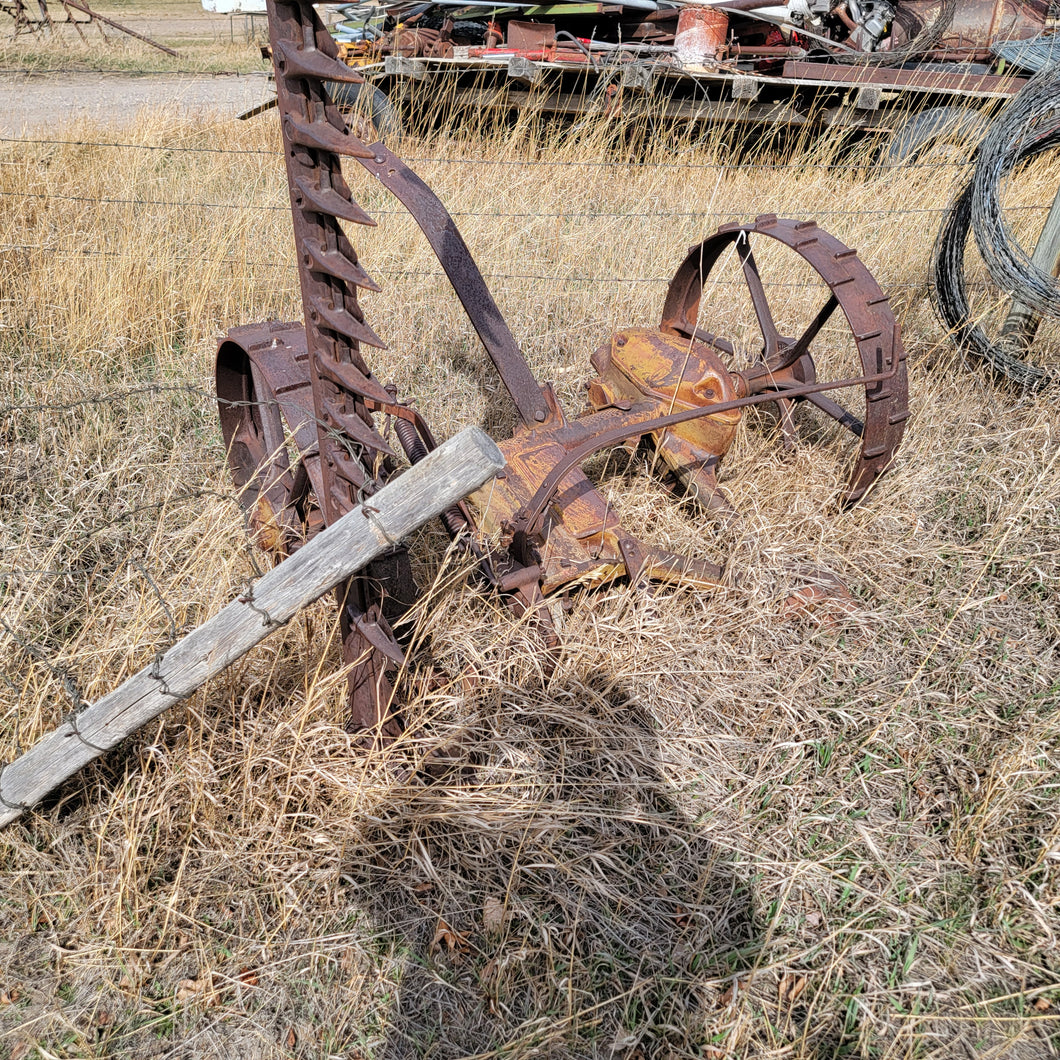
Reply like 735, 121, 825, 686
0, 71, 271, 134
0, 0, 273, 133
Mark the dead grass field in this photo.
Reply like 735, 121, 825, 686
1, 90, 1059, 1060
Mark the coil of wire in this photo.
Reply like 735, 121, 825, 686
972, 73, 1060, 319
932, 69, 1060, 389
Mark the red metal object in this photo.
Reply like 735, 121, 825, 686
507, 20, 557, 51
675, 4, 729, 63
219, 0, 909, 737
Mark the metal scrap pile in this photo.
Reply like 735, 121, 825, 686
327, 0, 1054, 72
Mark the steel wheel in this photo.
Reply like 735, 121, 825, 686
660, 215, 908, 505
216, 340, 302, 555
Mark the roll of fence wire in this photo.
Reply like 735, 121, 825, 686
836, 0, 957, 66
972, 72, 1060, 320
932, 72, 1060, 390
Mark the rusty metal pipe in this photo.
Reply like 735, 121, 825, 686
708, 0, 780, 10
62, 0, 180, 56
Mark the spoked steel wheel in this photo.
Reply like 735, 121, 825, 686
660, 215, 908, 505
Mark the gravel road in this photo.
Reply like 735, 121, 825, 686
0, 72, 272, 134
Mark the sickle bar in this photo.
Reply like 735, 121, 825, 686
218, 0, 909, 743
220, 0, 417, 737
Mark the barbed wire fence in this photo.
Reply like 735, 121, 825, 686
0, 378, 275, 761
0, 132, 994, 169
1, 128, 1055, 761
1, 133, 1052, 296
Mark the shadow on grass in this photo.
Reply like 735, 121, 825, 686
344, 671, 758, 1059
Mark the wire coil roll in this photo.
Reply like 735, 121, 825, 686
971, 72, 1060, 320
932, 71, 1060, 389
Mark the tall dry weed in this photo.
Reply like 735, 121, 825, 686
0, 102, 1058, 1059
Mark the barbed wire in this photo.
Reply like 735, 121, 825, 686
4, 186, 1052, 222
0, 381, 212, 417
0, 66, 269, 77
0, 134, 275, 156
0, 242, 953, 289
0, 133, 984, 173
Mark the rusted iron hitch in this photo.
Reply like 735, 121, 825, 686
217, 0, 909, 738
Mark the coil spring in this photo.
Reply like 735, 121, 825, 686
394, 415, 470, 539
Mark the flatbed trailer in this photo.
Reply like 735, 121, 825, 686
311, 0, 1057, 152
350, 48, 1029, 145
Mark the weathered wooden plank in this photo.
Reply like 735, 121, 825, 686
0, 427, 505, 829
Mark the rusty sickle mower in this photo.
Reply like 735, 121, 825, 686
216, 0, 909, 739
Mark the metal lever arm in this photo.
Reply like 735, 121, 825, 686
355, 144, 550, 427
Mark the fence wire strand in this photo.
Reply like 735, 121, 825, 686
3, 122, 1047, 775
0, 133, 981, 173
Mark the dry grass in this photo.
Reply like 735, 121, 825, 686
1, 92, 1059, 1060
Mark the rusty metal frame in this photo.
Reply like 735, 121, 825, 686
217, 0, 909, 735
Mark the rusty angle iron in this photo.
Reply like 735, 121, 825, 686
217, 0, 908, 738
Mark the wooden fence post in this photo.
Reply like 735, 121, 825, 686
0, 427, 505, 829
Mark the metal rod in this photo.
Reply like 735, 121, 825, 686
61, 0, 181, 56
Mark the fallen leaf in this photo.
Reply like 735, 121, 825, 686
672, 904, 691, 928
702, 1048, 727, 1060
283, 1027, 297, 1050
0, 991, 9, 1006
779, 972, 808, 1006
95, 1009, 113, 1028
413, 882, 435, 895
717, 977, 747, 1008
176, 979, 202, 1002
176, 974, 213, 1003
1033, 997, 1052, 1013
483, 896, 505, 935
238, 967, 258, 988
430, 918, 470, 957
